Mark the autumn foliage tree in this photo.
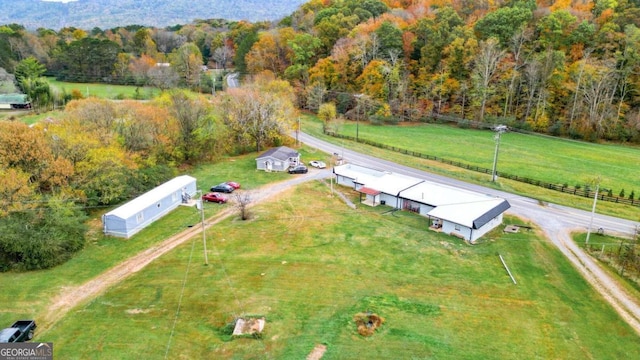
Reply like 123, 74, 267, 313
216, 75, 297, 152
0, 122, 84, 271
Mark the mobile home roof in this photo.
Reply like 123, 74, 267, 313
104, 175, 196, 219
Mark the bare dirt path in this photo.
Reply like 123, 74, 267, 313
40, 170, 331, 334
306, 344, 327, 360
503, 201, 640, 336
544, 224, 640, 335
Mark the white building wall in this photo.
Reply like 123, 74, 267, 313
336, 175, 355, 188
419, 204, 434, 216
469, 214, 504, 243
441, 221, 472, 241
379, 193, 399, 207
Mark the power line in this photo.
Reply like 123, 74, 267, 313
163, 225, 198, 359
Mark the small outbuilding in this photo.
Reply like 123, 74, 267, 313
0, 93, 31, 109
256, 146, 301, 172
102, 175, 197, 238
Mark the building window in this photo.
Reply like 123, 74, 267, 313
454, 224, 461, 231
136, 212, 144, 223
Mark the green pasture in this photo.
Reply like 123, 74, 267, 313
303, 116, 640, 220
0, 109, 65, 125
39, 182, 638, 359
47, 78, 160, 100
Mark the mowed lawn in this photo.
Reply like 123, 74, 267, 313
0, 151, 296, 327
311, 117, 640, 200
42, 181, 639, 359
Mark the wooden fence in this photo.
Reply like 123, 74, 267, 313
325, 131, 639, 207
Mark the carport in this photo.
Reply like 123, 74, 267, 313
358, 187, 381, 206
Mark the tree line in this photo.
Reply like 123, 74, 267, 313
2, 1, 640, 142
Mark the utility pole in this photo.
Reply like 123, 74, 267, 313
491, 125, 507, 182
354, 94, 364, 142
585, 178, 600, 246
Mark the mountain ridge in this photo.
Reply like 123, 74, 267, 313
0, 0, 306, 30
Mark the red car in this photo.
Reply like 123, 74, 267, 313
226, 181, 241, 189
202, 192, 227, 204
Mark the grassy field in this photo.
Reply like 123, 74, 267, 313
47, 78, 160, 100
303, 115, 640, 220
0, 109, 66, 125
0, 79, 160, 123
318, 118, 640, 197
36, 182, 639, 359
0, 145, 637, 358
0, 150, 301, 327
1, 112, 639, 357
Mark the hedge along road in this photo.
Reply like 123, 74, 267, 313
298, 131, 640, 336
39, 168, 332, 335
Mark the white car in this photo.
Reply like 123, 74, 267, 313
309, 160, 326, 169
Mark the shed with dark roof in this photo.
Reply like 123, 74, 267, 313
256, 146, 301, 172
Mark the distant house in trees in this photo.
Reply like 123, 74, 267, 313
102, 175, 197, 238
333, 164, 510, 243
0, 93, 31, 109
256, 146, 301, 172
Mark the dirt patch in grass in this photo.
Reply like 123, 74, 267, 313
306, 344, 327, 360
125, 308, 150, 314
354, 312, 384, 336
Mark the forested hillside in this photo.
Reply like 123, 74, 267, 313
3, 0, 639, 142
0, 0, 306, 29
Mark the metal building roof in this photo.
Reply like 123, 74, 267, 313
104, 175, 196, 219
334, 164, 510, 228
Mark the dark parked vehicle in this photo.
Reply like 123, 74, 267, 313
288, 165, 308, 174
202, 192, 227, 204
210, 183, 234, 193
0, 320, 36, 343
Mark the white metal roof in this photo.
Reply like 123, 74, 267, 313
334, 164, 510, 228
364, 172, 423, 195
426, 198, 508, 228
334, 163, 385, 182
400, 181, 492, 206
104, 175, 196, 219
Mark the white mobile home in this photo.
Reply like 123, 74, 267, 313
102, 175, 197, 238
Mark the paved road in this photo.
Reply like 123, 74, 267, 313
298, 131, 640, 335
